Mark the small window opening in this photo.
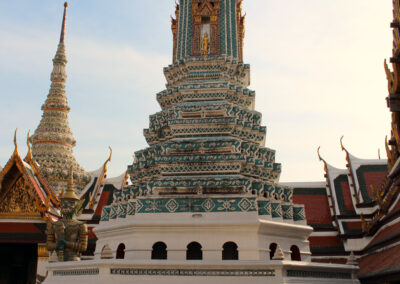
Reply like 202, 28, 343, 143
187, 242, 202, 260
269, 243, 277, 260
290, 245, 301, 261
222, 242, 238, 260
116, 243, 125, 259
152, 242, 167, 260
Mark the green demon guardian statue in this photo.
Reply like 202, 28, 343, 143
46, 168, 88, 261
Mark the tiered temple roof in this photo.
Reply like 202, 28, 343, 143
290, 142, 388, 265
0, 131, 60, 243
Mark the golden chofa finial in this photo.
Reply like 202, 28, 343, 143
59, 2, 68, 44
107, 146, 112, 163
317, 146, 323, 162
62, 166, 79, 200
317, 146, 328, 174
13, 128, 18, 155
340, 135, 351, 165
24, 130, 33, 161
340, 135, 345, 151
103, 146, 112, 173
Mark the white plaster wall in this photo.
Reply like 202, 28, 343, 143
94, 211, 312, 263
37, 259, 48, 277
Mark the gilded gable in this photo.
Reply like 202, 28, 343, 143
0, 175, 41, 219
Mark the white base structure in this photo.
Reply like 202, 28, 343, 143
44, 260, 359, 284
94, 211, 312, 262
44, 212, 360, 284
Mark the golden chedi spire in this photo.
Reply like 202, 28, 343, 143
30, 2, 90, 195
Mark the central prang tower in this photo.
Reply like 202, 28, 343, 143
122, 0, 296, 218
97, 0, 309, 259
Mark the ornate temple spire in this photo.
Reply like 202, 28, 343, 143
30, 2, 91, 195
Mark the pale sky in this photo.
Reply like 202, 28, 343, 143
0, 0, 393, 182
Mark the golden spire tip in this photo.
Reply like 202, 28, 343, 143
60, 2, 68, 44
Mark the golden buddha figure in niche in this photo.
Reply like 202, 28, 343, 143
202, 32, 210, 56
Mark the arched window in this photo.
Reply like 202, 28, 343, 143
152, 242, 167, 260
116, 243, 125, 259
290, 245, 301, 261
222, 242, 238, 260
269, 243, 277, 260
186, 242, 202, 260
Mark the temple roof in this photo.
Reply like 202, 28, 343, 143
291, 143, 388, 263
0, 131, 60, 222
354, 2, 400, 280
103, 171, 129, 190
73, 147, 128, 222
